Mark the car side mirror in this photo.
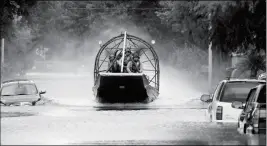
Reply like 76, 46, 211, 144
39, 90, 46, 94
231, 101, 244, 109
200, 94, 211, 102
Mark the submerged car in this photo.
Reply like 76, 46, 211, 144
232, 84, 266, 134
0, 79, 46, 106
93, 32, 160, 103
200, 79, 265, 123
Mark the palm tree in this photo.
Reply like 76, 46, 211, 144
233, 51, 266, 79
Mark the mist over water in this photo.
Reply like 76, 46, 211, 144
30, 64, 204, 106
31, 66, 203, 106
23, 21, 207, 106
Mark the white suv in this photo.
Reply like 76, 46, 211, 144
200, 79, 265, 123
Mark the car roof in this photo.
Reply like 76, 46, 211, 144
2, 79, 35, 85
221, 79, 266, 83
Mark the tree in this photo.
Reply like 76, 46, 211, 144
211, 0, 266, 54
233, 51, 265, 79
2, 0, 264, 81
210, 0, 266, 79
0, 0, 36, 39
0, 0, 37, 77
25, 1, 139, 57
250, 0, 266, 53
155, 0, 266, 83
156, 1, 216, 50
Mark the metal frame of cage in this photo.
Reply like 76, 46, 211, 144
94, 32, 160, 91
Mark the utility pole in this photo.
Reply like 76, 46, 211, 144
208, 42, 212, 92
0, 0, 5, 87
0, 38, 4, 87
208, 12, 213, 92
2, 38, 4, 64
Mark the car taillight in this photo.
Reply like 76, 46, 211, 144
216, 106, 223, 120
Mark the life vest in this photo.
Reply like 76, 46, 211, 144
121, 56, 131, 73
124, 56, 132, 65
108, 60, 119, 72
130, 61, 141, 73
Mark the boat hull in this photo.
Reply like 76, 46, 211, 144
93, 73, 159, 103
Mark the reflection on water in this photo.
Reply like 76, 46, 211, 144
94, 106, 161, 111
246, 134, 266, 145
71, 137, 266, 145
71, 140, 210, 145
211, 133, 266, 145
1, 112, 36, 118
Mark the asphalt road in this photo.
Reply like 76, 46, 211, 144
1, 73, 266, 145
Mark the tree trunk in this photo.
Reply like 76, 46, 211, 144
250, 68, 258, 79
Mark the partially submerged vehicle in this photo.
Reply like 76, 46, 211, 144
0, 79, 46, 106
93, 32, 160, 103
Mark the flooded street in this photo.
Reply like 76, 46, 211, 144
1, 1, 266, 145
1, 74, 265, 145
1, 104, 265, 145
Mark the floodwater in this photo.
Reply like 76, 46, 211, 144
1, 70, 265, 145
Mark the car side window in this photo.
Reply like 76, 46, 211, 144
244, 89, 256, 112
248, 89, 256, 102
213, 82, 224, 101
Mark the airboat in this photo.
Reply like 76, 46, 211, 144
93, 32, 160, 103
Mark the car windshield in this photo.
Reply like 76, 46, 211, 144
1, 83, 38, 96
220, 82, 262, 102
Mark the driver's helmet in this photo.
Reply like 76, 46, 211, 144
125, 48, 131, 53
132, 53, 140, 61
125, 48, 132, 57
109, 54, 115, 60
115, 50, 122, 59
